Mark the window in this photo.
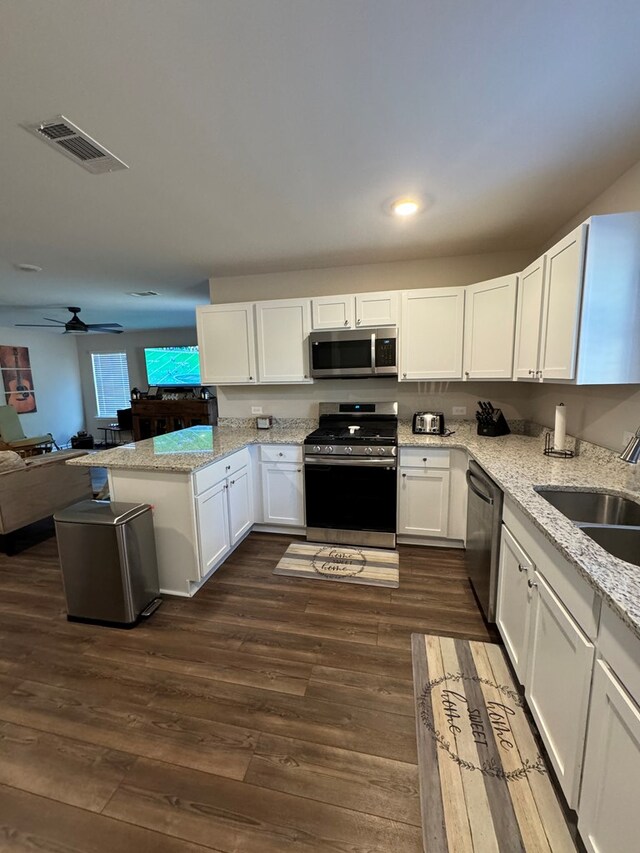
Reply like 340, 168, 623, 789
91, 352, 130, 418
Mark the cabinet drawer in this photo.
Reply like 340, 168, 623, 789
193, 447, 250, 495
598, 604, 640, 706
259, 444, 303, 464
399, 448, 450, 469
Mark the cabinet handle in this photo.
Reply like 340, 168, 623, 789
230, 480, 235, 485
225, 465, 231, 471
517, 563, 527, 573
402, 473, 406, 477
278, 452, 284, 457
536, 370, 542, 377
403, 372, 407, 378
297, 468, 301, 473
528, 369, 534, 375
249, 376, 253, 381
344, 319, 348, 326
356, 318, 361, 325
464, 371, 470, 377
422, 457, 427, 462
527, 578, 538, 589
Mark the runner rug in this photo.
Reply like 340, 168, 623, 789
411, 634, 575, 852
273, 542, 399, 588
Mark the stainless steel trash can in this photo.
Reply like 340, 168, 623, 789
54, 500, 161, 628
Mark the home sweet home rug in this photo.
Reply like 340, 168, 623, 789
273, 542, 399, 588
411, 634, 575, 852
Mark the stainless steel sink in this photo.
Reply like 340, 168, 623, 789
579, 526, 640, 568
536, 489, 640, 526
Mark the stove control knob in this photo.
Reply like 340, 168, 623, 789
326, 446, 334, 454
313, 445, 321, 453
365, 447, 373, 455
345, 446, 353, 454
378, 447, 386, 455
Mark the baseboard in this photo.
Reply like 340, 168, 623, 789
253, 523, 306, 536
397, 536, 465, 549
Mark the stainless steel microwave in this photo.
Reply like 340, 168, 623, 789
309, 328, 398, 379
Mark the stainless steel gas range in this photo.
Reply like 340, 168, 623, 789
304, 402, 398, 549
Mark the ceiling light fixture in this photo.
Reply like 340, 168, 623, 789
15, 263, 43, 273
390, 198, 421, 217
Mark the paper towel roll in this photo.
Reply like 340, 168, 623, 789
554, 404, 566, 452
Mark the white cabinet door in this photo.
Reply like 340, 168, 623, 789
400, 288, 465, 380
311, 295, 354, 330
195, 478, 230, 577
261, 462, 305, 526
526, 570, 594, 808
463, 275, 517, 380
514, 257, 545, 379
197, 303, 257, 384
539, 223, 588, 380
496, 525, 534, 684
398, 469, 450, 537
255, 299, 312, 383
355, 291, 399, 327
579, 660, 640, 853
227, 465, 253, 546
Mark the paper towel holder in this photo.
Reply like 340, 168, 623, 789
543, 431, 575, 458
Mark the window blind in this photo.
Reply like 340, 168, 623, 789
91, 352, 130, 418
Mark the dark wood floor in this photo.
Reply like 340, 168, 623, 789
0, 531, 498, 852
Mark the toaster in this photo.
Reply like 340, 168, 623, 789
413, 411, 445, 435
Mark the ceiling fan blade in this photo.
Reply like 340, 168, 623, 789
85, 323, 123, 329
42, 317, 67, 324
14, 323, 59, 327
92, 328, 123, 334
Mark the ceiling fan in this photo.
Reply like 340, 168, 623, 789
15, 306, 124, 334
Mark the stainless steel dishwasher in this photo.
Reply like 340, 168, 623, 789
465, 460, 503, 622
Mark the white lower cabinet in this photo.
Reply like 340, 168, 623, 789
579, 660, 640, 853
496, 524, 534, 684
196, 479, 232, 577
195, 459, 253, 577
398, 468, 450, 537
227, 465, 252, 545
525, 570, 595, 808
260, 447, 304, 527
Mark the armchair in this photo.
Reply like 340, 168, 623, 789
0, 405, 54, 456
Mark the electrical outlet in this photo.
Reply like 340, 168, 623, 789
452, 406, 467, 416
251, 406, 263, 415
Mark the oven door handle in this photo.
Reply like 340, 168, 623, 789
371, 332, 376, 374
305, 456, 396, 469
466, 468, 494, 505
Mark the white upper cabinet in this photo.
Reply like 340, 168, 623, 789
400, 288, 465, 380
311, 291, 397, 330
311, 295, 354, 330
197, 303, 257, 384
539, 224, 588, 381
354, 291, 398, 327
255, 299, 312, 383
514, 257, 545, 379
463, 274, 517, 380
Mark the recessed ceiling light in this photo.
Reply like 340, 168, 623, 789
390, 198, 421, 217
15, 263, 43, 273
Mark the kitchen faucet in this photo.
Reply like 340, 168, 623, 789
620, 427, 640, 463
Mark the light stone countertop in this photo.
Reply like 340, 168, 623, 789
68, 419, 640, 640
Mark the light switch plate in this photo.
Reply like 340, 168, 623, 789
251, 406, 263, 415
452, 406, 467, 416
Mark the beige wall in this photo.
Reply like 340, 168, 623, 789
75, 327, 198, 437
0, 326, 84, 446
217, 379, 532, 422
209, 249, 533, 304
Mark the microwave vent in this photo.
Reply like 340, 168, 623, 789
23, 115, 128, 174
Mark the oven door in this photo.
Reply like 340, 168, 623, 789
304, 457, 397, 548
309, 330, 375, 378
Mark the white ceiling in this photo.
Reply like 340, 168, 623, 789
1, 0, 640, 331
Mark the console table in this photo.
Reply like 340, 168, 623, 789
131, 398, 218, 441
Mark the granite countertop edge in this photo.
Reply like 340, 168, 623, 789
68, 422, 640, 641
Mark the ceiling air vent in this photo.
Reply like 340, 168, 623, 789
23, 115, 128, 174
129, 290, 160, 297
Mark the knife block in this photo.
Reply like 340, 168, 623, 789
477, 409, 510, 437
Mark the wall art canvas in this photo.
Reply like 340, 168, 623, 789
1, 345, 37, 413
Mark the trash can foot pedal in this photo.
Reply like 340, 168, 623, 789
141, 597, 162, 618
